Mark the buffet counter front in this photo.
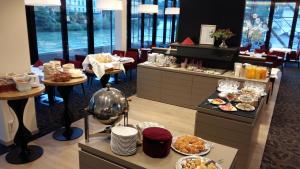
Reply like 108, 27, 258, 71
78, 133, 238, 169
137, 63, 269, 109
195, 92, 267, 169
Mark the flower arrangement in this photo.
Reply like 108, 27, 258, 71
211, 29, 235, 48
211, 29, 235, 41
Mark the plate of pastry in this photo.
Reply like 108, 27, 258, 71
236, 103, 255, 112
218, 104, 237, 112
208, 98, 226, 105
171, 135, 211, 156
176, 156, 222, 169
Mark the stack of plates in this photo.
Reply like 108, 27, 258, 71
111, 126, 138, 156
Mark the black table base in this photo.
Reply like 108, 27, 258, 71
53, 127, 83, 141
6, 145, 43, 164
6, 99, 43, 164
53, 86, 83, 141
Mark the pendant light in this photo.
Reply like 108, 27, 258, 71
165, 7, 180, 15
96, 0, 123, 11
24, 0, 61, 6
138, 4, 158, 14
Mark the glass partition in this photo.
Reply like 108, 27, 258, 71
241, 0, 271, 49
66, 0, 88, 60
270, 2, 296, 48
35, 6, 63, 62
131, 0, 142, 48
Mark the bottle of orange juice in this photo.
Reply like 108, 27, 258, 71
255, 67, 261, 79
260, 67, 267, 80
245, 65, 255, 79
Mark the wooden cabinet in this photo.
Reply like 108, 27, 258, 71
137, 65, 219, 109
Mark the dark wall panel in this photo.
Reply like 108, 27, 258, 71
177, 0, 245, 47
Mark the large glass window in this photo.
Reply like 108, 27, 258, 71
94, 3, 115, 53
270, 2, 296, 48
165, 0, 173, 44
35, 6, 63, 62
156, 0, 165, 46
129, 0, 180, 48
293, 8, 300, 50
241, 0, 271, 49
131, 0, 142, 48
143, 0, 154, 47
66, 0, 88, 60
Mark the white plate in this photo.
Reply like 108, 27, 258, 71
71, 74, 84, 78
236, 103, 255, 112
176, 156, 222, 169
171, 136, 211, 156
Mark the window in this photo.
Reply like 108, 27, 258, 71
165, 0, 173, 44
156, 0, 166, 46
293, 8, 300, 49
143, 0, 154, 47
94, 8, 116, 53
129, 0, 180, 49
131, 0, 142, 48
270, 2, 296, 48
241, 0, 271, 49
66, 0, 88, 60
34, 6, 63, 62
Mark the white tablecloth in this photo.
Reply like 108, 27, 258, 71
82, 54, 134, 79
270, 48, 292, 54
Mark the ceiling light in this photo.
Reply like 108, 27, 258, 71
138, 4, 158, 14
24, 0, 61, 6
165, 7, 180, 15
96, 0, 123, 11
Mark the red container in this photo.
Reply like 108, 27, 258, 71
0, 79, 16, 93
142, 127, 172, 158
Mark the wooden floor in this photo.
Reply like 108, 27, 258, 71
0, 74, 281, 169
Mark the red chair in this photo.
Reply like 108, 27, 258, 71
240, 43, 252, 52
124, 50, 139, 80
139, 49, 150, 63
265, 55, 284, 70
112, 50, 125, 57
75, 55, 86, 63
254, 48, 269, 54
287, 50, 300, 68
54, 58, 66, 65
268, 51, 285, 57
33, 60, 44, 67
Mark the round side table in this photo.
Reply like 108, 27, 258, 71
43, 76, 87, 141
0, 86, 45, 164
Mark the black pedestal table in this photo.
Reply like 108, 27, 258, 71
43, 76, 87, 141
0, 86, 45, 164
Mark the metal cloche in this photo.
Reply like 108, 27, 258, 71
88, 84, 129, 125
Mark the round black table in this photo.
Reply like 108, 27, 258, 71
43, 76, 87, 141
0, 86, 45, 164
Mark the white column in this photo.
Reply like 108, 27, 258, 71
0, 0, 39, 145
115, 0, 127, 50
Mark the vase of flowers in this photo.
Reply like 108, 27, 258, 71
211, 29, 234, 48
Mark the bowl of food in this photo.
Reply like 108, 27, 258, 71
176, 156, 222, 169
13, 75, 32, 92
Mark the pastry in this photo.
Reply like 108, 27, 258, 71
173, 135, 206, 154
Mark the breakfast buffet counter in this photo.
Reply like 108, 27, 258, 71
194, 91, 267, 169
78, 134, 238, 169
137, 63, 269, 109
198, 92, 266, 123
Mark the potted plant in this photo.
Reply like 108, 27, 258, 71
211, 29, 235, 48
